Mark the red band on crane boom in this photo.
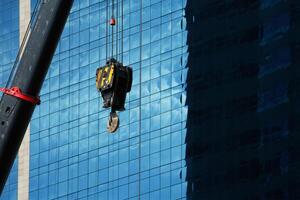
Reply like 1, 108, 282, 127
0, 87, 40, 105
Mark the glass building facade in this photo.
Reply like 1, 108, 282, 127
0, 0, 19, 199
29, 0, 188, 199
1, 0, 300, 199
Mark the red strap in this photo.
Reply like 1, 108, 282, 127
0, 87, 40, 105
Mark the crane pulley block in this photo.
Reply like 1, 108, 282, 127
96, 58, 132, 133
96, 58, 132, 111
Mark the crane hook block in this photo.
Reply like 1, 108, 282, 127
96, 58, 132, 111
96, 59, 132, 133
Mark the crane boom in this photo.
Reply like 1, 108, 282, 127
0, 0, 74, 194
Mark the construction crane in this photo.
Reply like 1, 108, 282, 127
0, 0, 131, 194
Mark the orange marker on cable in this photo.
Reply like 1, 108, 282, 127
110, 18, 116, 26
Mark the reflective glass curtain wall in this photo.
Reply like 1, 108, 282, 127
0, 0, 19, 199
29, 0, 188, 199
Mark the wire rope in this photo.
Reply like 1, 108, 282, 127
121, 0, 124, 63
106, 0, 109, 61
111, 0, 115, 58
116, 0, 119, 61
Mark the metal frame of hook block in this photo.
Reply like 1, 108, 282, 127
96, 58, 132, 112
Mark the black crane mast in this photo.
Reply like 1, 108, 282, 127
0, 0, 74, 194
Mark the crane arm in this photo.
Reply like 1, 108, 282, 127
0, 0, 74, 194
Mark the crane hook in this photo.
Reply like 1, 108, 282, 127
107, 111, 119, 133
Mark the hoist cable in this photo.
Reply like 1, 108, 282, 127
116, 0, 119, 61
121, 0, 124, 63
111, 0, 114, 58
105, 0, 108, 61
106, 0, 124, 61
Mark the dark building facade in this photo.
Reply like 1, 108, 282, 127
185, 0, 299, 199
